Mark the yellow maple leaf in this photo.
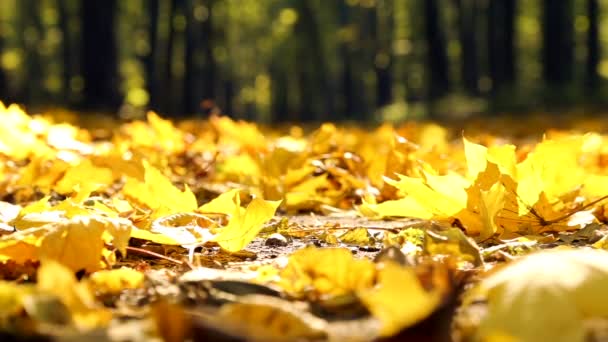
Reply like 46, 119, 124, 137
211, 115, 267, 151
217, 154, 262, 184
89, 268, 144, 294
285, 174, 336, 211
513, 157, 545, 216
358, 261, 443, 337
147, 111, 185, 152
148, 214, 216, 258
0, 281, 33, 320
198, 188, 243, 215
464, 136, 489, 179
423, 227, 483, 266
37, 260, 112, 329
278, 247, 376, 298
0, 103, 53, 159
54, 159, 114, 195
358, 196, 433, 219
119, 111, 185, 153
475, 248, 608, 342
515, 135, 589, 207
17, 158, 69, 193
213, 300, 327, 341
418, 123, 449, 153
213, 196, 281, 252
0, 227, 46, 263
338, 227, 374, 246
385, 171, 468, 218
122, 160, 197, 218
476, 182, 507, 240
91, 152, 145, 180
132, 190, 278, 253
11, 197, 60, 230
46, 123, 93, 153
358, 169, 470, 220
275, 247, 444, 337
39, 215, 131, 272
463, 137, 516, 179
495, 176, 583, 236
456, 163, 506, 239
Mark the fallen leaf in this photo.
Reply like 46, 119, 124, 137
89, 268, 145, 294
278, 247, 376, 298
475, 248, 608, 342
339, 227, 374, 246
213, 197, 281, 252
198, 188, 242, 216
53, 159, 114, 195
39, 215, 131, 272
122, 160, 197, 218
37, 260, 111, 330
359, 261, 443, 337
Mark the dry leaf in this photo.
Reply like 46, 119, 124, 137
475, 248, 608, 342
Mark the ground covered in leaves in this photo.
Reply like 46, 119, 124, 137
4, 103, 608, 341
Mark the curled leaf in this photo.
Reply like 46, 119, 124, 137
475, 249, 608, 342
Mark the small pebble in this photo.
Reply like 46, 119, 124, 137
265, 233, 289, 247
358, 245, 380, 252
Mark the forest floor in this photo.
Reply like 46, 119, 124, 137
3, 105, 608, 341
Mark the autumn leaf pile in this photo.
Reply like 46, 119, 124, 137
3, 101, 608, 341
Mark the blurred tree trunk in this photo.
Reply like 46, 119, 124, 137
542, 0, 574, 86
270, 61, 288, 122
81, 0, 120, 110
200, 0, 216, 111
422, 0, 449, 100
374, 0, 393, 108
294, 1, 333, 121
223, 80, 234, 116
184, 0, 215, 116
183, 0, 198, 115
19, 0, 45, 105
488, 0, 516, 94
161, 0, 177, 115
58, 0, 72, 103
211, 2, 231, 116
456, 0, 479, 95
586, 0, 599, 90
338, 1, 358, 119
0, 25, 7, 102
145, 0, 160, 112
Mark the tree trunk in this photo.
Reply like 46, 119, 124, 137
542, 0, 574, 86
0, 23, 7, 102
586, 0, 599, 90
145, 0, 160, 112
456, 0, 479, 94
81, 0, 120, 110
294, 1, 333, 121
488, 0, 516, 94
422, 0, 449, 99
374, 0, 393, 108
19, 0, 45, 105
161, 0, 178, 115
223, 79, 234, 116
338, 1, 356, 119
270, 62, 288, 122
58, 0, 73, 103
183, 0, 197, 116
200, 0, 216, 108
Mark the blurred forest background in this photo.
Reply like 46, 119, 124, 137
0, 0, 606, 122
